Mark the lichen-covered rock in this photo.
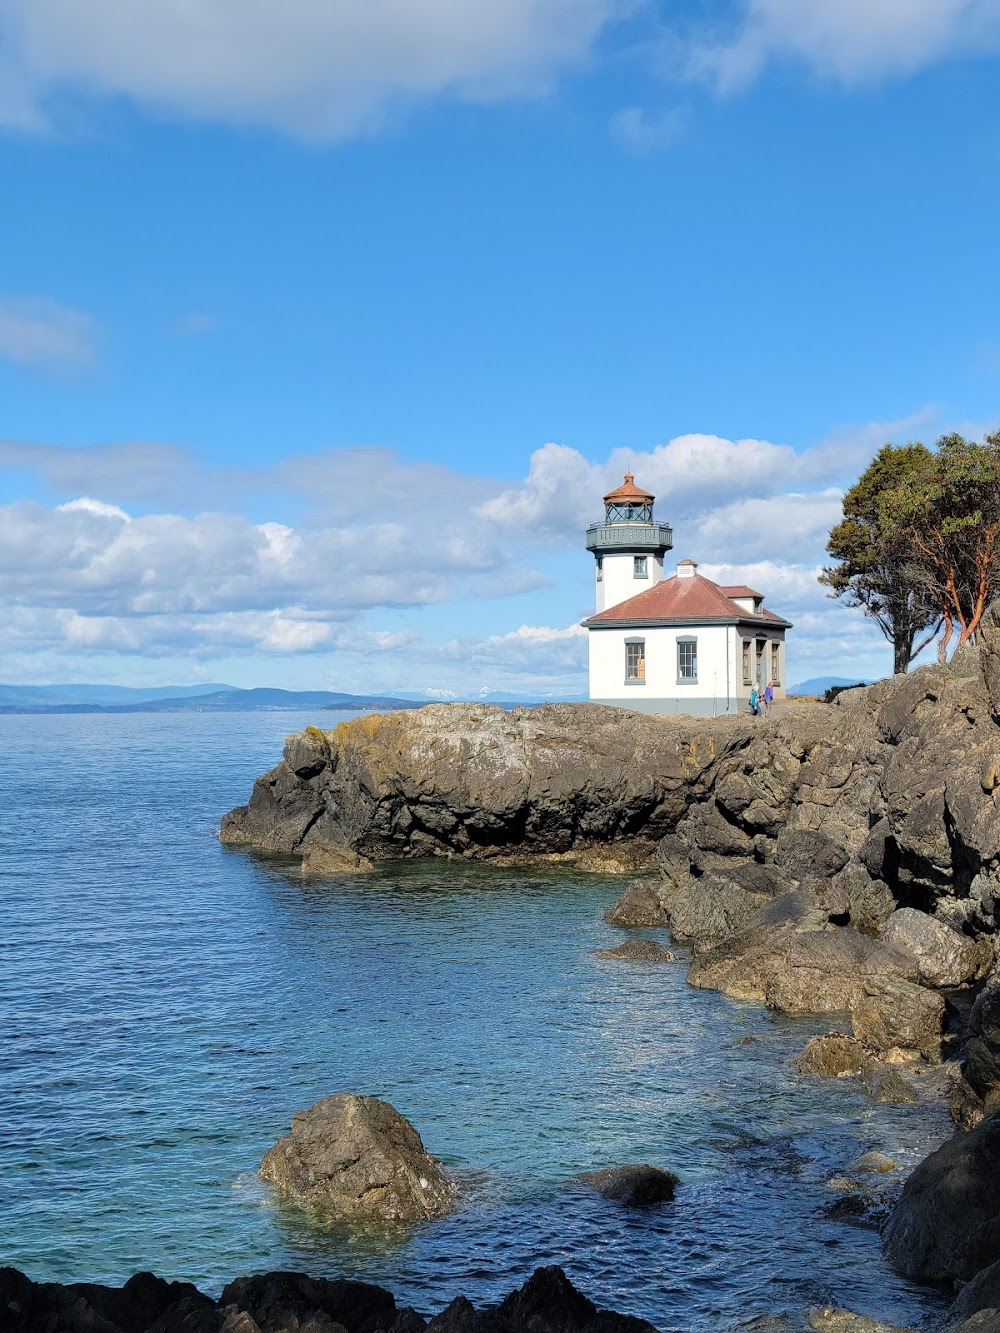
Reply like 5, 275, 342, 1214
884, 1113, 1000, 1283
260, 1094, 454, 1225
221, 703, 749, 869
222, 651, 1000, 967
577, 1164, 679, 1206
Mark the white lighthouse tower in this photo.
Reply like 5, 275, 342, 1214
585, 473, 673, 612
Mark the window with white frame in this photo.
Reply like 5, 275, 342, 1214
595, 554, 603, 582
625, 639, 645, 682
742, 639, 752, 685
633, 555, 647, 578
677, 636, 697, 684
770, 640, 781, 685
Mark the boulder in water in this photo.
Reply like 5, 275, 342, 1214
577, 1164, 679, 1206
883, 1112, 1000, 1282
603, 880, 670, 927
260, 1094, 455, 1225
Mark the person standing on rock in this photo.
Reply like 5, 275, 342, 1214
763, 682, 774, 716
749, 685, 760, 716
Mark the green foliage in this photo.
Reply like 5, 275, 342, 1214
820, 443, 939, 673
822, 429, 1000, 670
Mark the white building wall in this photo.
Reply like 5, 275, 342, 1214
589, 623, 787, 715
588, 623, 735, 716
596, 549, 664, 614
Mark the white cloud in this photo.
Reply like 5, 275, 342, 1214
0, 0, 627, 138
691, 0, 1000, 91
0, 298, 96, 369
693, 490, 843, 563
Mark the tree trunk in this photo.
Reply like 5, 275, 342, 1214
893, 630, 914, 674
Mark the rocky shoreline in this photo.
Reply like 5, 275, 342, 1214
0, 1263, 657, 1333
217, 622, 1000, 1327
221, 630, 1000, 1104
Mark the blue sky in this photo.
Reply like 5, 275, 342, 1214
1, 0, 998, 695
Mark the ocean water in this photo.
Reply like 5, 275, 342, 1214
0, 710, 954, 1331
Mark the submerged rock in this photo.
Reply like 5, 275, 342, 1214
577, 1164, 679, 1206
260, 1094, 455, 1225
592, 940, 676, 962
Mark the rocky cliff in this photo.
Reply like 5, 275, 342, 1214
222, 639, 1000, 946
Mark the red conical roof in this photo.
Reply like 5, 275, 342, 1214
603, 472, 655, 504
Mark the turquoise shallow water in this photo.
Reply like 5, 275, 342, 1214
0, 710, 953, 1330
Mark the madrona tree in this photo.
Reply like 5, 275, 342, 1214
821, 429, 1000, 671
820, 443, 940, 674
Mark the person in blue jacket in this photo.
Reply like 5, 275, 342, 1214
748, 685, 760, 716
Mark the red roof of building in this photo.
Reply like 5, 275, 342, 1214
603, 472, 655, 504
720, 584, 763, 599
584, 571, 792, 628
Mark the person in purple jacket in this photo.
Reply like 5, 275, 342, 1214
763, 681, 774, 716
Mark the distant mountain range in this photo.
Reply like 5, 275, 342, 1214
0, 683, 584, 714
787, 676, 872, 696
0, 684, 416, 714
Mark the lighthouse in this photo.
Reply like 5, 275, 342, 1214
585, 473, 673, 613
582, 472, 792, 715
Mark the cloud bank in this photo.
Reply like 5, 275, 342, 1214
0, 0, 997, 138
0, 0, 625, 137
0, 416, 932, 690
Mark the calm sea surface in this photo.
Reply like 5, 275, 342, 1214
0, 710, 953, 1330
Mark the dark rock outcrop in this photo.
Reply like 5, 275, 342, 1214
883, 1112, 1000, 1282
576, 1164, 679, 1206
218, 1271, 398, 1333
603, 880, 670, 926
0, 1266, 656, 1333
0, 1267, 214, 1333
260, 1095, 454, 1225
964, 978, 1000, 1108
946, 1259, 1000, 1329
